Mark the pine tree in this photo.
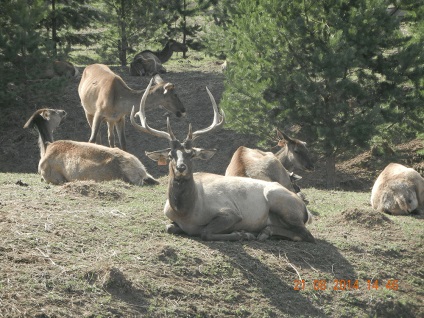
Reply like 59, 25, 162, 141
41, 0, 103, 58
100, 0, 162, 66
219, 0, 424, 188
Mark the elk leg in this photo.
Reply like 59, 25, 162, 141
106, 121, 116, 148
200, 209, 256, 241
115, 117, 126, 151
89, 112, 103, 145
166, 222, 185, 234
258, 224, 315, 243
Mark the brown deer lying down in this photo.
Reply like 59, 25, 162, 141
226, 146, 305, 194
24, 108, 158, 186
130, 39, 188, 76
371, 163, 424, 215
78, 64, 186, 151
225, 132, 313, 202
43, 61, 79, 79
130, 79, 315, 242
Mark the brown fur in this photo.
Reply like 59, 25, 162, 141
78, 64, 185, 151
226, 146, 297, 193
24, 108, 158, 186
133, 81, 314, 242
43, 61, 79, 79
130, 40, 188, 76
371, 163, 424, 215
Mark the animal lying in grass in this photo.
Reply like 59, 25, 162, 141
131, 79, 315, 242
371, 163, 424, 215
24, 108, 158, 186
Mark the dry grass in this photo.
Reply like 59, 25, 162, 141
0, 173, 422, 318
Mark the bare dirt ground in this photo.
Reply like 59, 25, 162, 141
1, 58, 422, 191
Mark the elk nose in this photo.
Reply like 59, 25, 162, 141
176, 163, 187, 172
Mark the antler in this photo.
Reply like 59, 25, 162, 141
130, 78, 176, 141
188, 87, 225, 141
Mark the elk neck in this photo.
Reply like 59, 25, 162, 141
156, 42, 174, 63
32, 115, 54, 158
167, 164, 197, 214
275, 145, 293, 171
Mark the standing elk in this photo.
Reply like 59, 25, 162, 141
78, 64, 186, 151
371, 163, 424, 215
130, 79, 315, 242
24, 108, 158, 185
130, 39, 188, 76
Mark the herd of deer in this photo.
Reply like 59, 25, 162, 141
23, 41, 424, 243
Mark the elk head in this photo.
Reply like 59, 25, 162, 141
276, 129, 314, 171
131, 78, 224, 180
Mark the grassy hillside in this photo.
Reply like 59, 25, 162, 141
0, 173, 422, 317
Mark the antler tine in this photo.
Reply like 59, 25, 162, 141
191, 87, 225, 140
130, 78, 173, 141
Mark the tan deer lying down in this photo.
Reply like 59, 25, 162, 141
24, 108, 158, 186
43, 61, 79, 79
225, 132, 313, 201
130, 79, 315, 242
371, 163, 424, 215
225, 146, 305, 194
78, 63, 186, 151
130, 39, 188, 76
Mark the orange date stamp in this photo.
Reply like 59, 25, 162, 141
294, 279, 399, 291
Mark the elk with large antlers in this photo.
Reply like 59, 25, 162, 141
130, 80, 315, 242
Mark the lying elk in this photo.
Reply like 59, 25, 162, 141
24, 108, 158, 185
78, 64, 186, 151
225, 146, 305, 197
225, 132, 313, 197
130, 39, 188, 76
43, 61, 79, 79
130, 79, 315, 242
371, 163, 424, 215
273, 130, 314, 172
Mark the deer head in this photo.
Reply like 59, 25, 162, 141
131, 78, 224, 179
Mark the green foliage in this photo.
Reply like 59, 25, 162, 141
159, 0, 218, 52
41, 0, 104, 58
98, 0, 162, 65
218, 0, 424, 157
0, 0, 49, 108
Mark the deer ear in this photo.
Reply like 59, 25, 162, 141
192, 148, 216, 161
163, 83, 175, 94
40, 109, 51, 120
289, 172, 302, 181
145, 149, 170, 162
153, 74, 164, 84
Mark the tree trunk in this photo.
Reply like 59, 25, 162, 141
118, 0, 127, 66
325, 154, 336, 189
51, 0, 57, 57
182, 0, 187, 59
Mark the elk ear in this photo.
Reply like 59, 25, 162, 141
278, 130, 294, 143
163, 83, 175, 94
40, 109, 51, 120
289, 172, 302, 181
153, 74, 164, 84
192, 148, 217, 161
145, 149, 170, 162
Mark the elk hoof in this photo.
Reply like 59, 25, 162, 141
240, 231, 256, 240
166, 223, 181, 234
257, 227, 272, 241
